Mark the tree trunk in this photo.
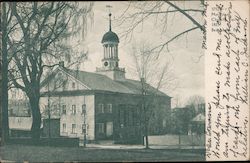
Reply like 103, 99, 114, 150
145, 125, 149, 149
29, 96, 41, 141
1, 2, 10, 144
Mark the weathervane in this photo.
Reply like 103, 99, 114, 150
106, 5, 112, 31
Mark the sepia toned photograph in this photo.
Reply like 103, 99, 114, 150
0, 1, 217, 162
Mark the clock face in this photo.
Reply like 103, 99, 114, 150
104, 62, 108, 67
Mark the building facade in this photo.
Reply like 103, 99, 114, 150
39, 13, 171, 144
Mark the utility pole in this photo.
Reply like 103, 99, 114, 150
83, 109, 87, 147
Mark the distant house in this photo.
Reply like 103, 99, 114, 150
169, 103, 205, 135
189, 113, 205, 135
170, 106, 196, 134
8, 99, 60, 138
8, 99, 32, 137
39, 13, 171, 144
9, 116, 32, 137
8, 99, 31, 117
197, 103, 205, 114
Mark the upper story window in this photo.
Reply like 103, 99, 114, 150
58, 72, 62, 78
53, 104, 61, 116
62, 123, 66, 133
42, 105, 48, 117
72, 82, 75, 89
62, 105, 66, 115
72, 105, 76, 115
106, 104, 112, 113
55, 72, 63, 88
82, 104, 86, 115
53, 105, 57, 110
96, 123, 104, 133
97, 104, 104, 113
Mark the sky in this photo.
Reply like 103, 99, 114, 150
8, 1, 205, 108
77, 1, 205, 108
10, 1, 205, 108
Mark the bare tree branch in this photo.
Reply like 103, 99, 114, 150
151, 26, 200, 55
117, 1, 204, 58
163, 1, 204, 31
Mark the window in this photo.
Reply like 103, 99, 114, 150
128, 109, 133, 126
124, 109, 128, 126
82, 104, 86, 115
44, 105, 49, 115
55, 104, 61, 116
106, 104, 112, 113
62, 123, 66, 132
72, 82, 75, 89
62, 105, 66, 115
96, 123, 104, 133
55, 79, 61, 89
58, 72, 62, 78
9, 109, 14, 116
62, 80, 67, 90
72, 105, 76, 115
119, 108, 124, 127
71, 124, 76, 134
97, 104, 104, 113
106, 122, 113, 137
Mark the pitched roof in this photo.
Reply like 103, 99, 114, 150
117, 79, 167, 96
43, 67, 170, 97
63, 68, 134, 94
191, 113, 205, 123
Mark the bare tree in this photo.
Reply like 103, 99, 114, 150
3, 2, 93, 140
1, 2, 10, 143
186, 95, 205, 113
186, 95, 204, 105
172, 95, 183, 108
116, 1, 205, 57
130, 41, 177, 149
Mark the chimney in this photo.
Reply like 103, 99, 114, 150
140, 77, 146, 84
59, 61, 64, 68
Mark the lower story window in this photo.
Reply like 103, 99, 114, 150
72, 124, 76, 134
96, 123, 104, 133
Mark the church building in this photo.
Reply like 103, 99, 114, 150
39, 13, 171, 144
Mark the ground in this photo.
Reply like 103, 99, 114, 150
0, 144, 205, 162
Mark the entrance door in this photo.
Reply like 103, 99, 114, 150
106, 122, 113, 137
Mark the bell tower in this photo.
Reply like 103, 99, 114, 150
96, 11, 125, 81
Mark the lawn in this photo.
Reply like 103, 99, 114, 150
0, 144, 205, 162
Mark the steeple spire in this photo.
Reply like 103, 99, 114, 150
109, 13, 112, 31
98, 6, 125, 81
106, 5, 112, 31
